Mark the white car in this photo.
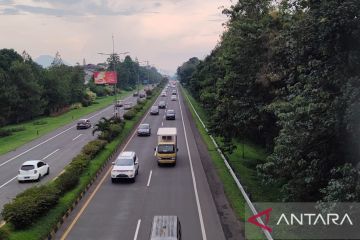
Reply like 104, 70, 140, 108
17, 160, 50, 183
171, 95, 177, 101
123, 102, 133, 110
161, 91, 167, 97
111, 151, 139, 183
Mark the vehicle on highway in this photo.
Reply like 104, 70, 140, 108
158, 101, 166, 109
161, 91, 167, 97
172, 90, 177, 95
155, 128, 178, 166
124, 102, 133, 110
111, 151, 139, 183
77, 119, 91, 129
139, 92, 146, 98
171, 95, 177, 101
17, 160, 50, 182
165, 109, 176, 120
150, 105, 159, 115
150, 215, 182, 240
137, 123, 151, 136
133, 92, 139, 97
115, 100, 123, 107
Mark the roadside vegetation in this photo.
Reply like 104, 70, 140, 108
0, 48, 162, 155
177, 0, 360, 203
0, 80, 165, 240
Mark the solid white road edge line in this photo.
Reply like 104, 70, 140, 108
133, 219, 141, 240
146, 170, 153, 187
42, 149, 60, 160
178, 89, 207, 240
182, 88, 273, 240
72, 134, 83, 141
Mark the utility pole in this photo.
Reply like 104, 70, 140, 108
97, 35, 129, 115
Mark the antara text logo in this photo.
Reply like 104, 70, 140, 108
248, 208, 353, 231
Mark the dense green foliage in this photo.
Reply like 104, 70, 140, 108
0, 49, 86, 125
106, 55, 162, 90
0, 49, 162, 128
178, 0, 360, 202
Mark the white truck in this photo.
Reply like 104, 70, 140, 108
155, 128, 178, 166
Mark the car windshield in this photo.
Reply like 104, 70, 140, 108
151, 106, 158, 110
21, 165, 35, 171
159, 101, 165, 105
115, 158, 133, 166
78, 120, 87, 123
139, 124, 149, 129
158, 145, 175, 153
167, 110, 174, 114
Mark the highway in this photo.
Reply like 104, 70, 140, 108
0, 91, 144, 210
55, 85, 226, 240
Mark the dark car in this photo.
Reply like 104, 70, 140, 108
137, 123, 151, 136
166, 109, 176, 120
150, 106, 159, 115
77, 119, 91, 129
158, 101, 166, 109
139, 93, 146, 98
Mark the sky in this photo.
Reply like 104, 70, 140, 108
0, 0, 232, 75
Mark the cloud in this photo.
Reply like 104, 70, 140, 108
0, 7, 19, 14
0, 0, 231, 74
0, 0, 163, 16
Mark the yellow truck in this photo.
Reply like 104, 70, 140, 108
155, 128, 178, 166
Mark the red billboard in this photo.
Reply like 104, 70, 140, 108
94, 71, 117, 85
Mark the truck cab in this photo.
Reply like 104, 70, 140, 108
155, 128, 178, 166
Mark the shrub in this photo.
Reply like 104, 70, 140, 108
123, 110, 136, 120
9, 127, 26, 132
2, 185, 60, 229
33, 120, 47, 125
53, 170, 79, 195
70, 103, 82, 110
81, 140, 107, 158
134, 104, 143, 112
0, 227, 10, 239
0, 129, 12, 138
145, 89, 152, 96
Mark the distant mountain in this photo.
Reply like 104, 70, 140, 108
34, 55, 72, 68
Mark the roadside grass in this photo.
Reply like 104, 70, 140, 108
0, 87, 160, 240
181, 87, 280, 222
0, 89, 137, 155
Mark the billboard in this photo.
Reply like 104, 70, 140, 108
94, 71, 117, 84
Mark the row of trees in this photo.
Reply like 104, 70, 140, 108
0, 49, 163, 126
178, 0, 360, 202
0, 49, 86, 125
106, 55, 163, 91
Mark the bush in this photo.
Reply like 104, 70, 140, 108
70, 103, 82, 110
33, 120, 47, 125
145, 88, 152, 96
0, 129, 12, 138
123, 110, 136, 120
9, 127, 26, 132
0, 227, 10, 239
2, 185, 60, 229
81, 140, 107, 158
134, 104, 143, 112
53, 170, 79, 195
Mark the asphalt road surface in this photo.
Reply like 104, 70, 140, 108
0, 90, 146, 211
55, 85, 226, 240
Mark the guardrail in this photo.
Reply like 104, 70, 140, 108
182, 88, 273, 240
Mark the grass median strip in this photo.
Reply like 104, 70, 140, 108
181, 87, 280, 222
0, 89, 137, 156
0, 86, 162, 240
